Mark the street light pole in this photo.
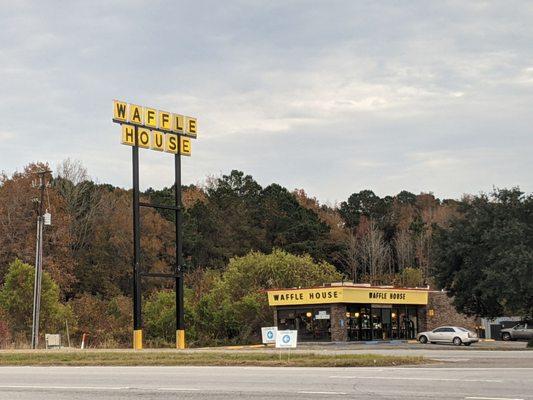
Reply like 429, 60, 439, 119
31, 170, 51, 349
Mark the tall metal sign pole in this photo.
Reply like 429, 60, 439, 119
132, 126, 142, 347
113, 100, 196, 350
31, 169, 51, 349
175, 150, 185, 348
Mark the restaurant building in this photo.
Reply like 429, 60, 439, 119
267, 283, 474, 342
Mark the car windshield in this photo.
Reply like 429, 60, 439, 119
515, 324, 525, 329
456, 327, 468, 332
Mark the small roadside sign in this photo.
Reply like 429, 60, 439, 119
261, 327, 277, 344
275, 330, 297, 348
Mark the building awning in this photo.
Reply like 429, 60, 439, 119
267, 286, 428, 306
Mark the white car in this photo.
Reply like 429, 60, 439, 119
417, 326, 479, 346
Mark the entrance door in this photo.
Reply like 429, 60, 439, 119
371, 307, 393, 340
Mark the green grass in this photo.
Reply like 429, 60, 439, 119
0, 350, 426, 367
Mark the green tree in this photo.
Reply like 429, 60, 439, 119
260, 183, 332, 260
339, 190, 390, 229
195, 249, 342, 344
432, 188, 533, 318
0, 259, 73, 341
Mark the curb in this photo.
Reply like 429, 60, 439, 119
223, 344, 266, 350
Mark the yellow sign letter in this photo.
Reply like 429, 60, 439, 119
185, 117, 197, 137
159, 111, 171, 131
145, 108, 157, 128
180, 136, 191, 156
137, 128, 151, 149
113, 100, 128, 122
121, 124, 135, 146
165, 133, 179, 154
173, 114, 184, 133
129, 104, 143, 124
151, 131, 165, 151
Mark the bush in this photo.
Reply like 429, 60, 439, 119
0, 259, 73, 345
195, 249, 342, 345
144, 290, 175, 346
0, 309, 12, 348
70, 294, 131, 347
398, 267, 424, 287
143, 288, 198, 348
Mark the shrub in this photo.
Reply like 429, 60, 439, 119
0, 259, 73, 345
195, 249, 342, 345
70, 294, 131, 347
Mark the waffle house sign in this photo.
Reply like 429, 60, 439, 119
267, 287, 428, 306
112, 100, 197, 155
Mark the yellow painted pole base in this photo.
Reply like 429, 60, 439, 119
133, 329, 143, 350
176, 330, 185, 349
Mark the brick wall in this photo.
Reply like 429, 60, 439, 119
420, 291, 479, 331
330, 303, 347, 342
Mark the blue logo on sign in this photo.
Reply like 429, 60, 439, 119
282, 334, 291, 343
267, 331, 274, 339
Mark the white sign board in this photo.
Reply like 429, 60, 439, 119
315, 311, 330, 320
261, 326, 277, 344
275, 330, 298, 348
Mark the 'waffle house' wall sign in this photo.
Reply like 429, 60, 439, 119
112, 100, 197, 156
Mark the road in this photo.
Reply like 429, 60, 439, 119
0, 365, 532, 400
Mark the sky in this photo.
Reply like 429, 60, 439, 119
1, 1, 532, 204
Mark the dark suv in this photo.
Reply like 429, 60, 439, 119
500, 322, 533, 341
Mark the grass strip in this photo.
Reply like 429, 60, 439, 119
0, 351, 426, 367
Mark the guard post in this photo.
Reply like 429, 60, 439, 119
112, 100, 196, 350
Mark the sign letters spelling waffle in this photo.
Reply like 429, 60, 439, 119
112, 100, 196, 156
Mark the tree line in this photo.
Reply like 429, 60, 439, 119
0, 160, 531, 347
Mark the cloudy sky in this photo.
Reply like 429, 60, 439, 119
1, 1, 532, 203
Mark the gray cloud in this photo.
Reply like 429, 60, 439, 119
1, 1, 532, 202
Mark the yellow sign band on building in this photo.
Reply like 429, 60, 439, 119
267, 287, 428, 306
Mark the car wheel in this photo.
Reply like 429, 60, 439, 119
502, 332, 511, 341
453, 337, 462, 346
464, 342, 471, 346
419, 335, 428, 344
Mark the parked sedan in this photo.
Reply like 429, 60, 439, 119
417, 326, 479, 346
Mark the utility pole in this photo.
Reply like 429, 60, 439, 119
31, 169, 51, 349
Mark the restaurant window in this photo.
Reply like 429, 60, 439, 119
277, 307, 331, 341
346, 304, 420, 341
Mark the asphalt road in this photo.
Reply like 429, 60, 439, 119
0, 365, 532, 400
